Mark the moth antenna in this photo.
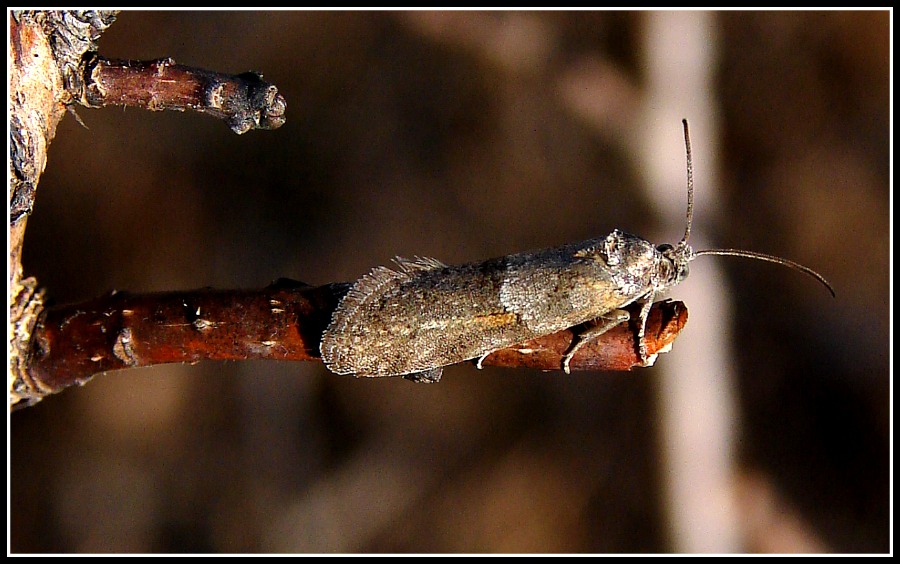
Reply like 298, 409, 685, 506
681, 118, 694, 246
694, 248, 835, 297
679, 119, 832, 297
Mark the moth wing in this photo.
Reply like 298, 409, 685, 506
340, 255, 446, 314
321, 256, 452, 377
499, 266, 569, 333
392, 255, 448, 273
320, 264, 411, 375
499, 245, 620, 333
340, 265, 406, 313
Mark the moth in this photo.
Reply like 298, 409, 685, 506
320, 120, 834, 383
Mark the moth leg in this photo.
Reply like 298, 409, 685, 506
635, 298, 654, 363
475, 352, 490, 370
562, 309, 631, 374
403, 367, 443, 384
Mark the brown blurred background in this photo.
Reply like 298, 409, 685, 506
10, 11, 888, 553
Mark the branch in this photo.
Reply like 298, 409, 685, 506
9, 11, 118, 226
80, 56, 287, 134
9, 11, 117, 408
9, 11, 288, 408
14, 283, 686, 408
478, 299, 687, 372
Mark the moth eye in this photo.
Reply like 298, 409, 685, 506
657, 243, 674, 253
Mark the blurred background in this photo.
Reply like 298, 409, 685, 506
10, 10, 889, 553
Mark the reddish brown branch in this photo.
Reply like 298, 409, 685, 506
18, 284, 686, 408
478, 299, 687, 373
24, 280, 341, 402
81, 55, 287, 134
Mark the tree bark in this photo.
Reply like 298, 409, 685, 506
9, 11, 118, 406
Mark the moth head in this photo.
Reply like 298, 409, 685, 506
656, 241, 693, 288
591, 230, 676, 297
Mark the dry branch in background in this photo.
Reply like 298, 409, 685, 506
81, 55, 287, 134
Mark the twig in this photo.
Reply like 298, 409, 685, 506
9, 11, 289, 408
478, 299, 687, 372
81, 55, 287, 134
16, 283, 687, 408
